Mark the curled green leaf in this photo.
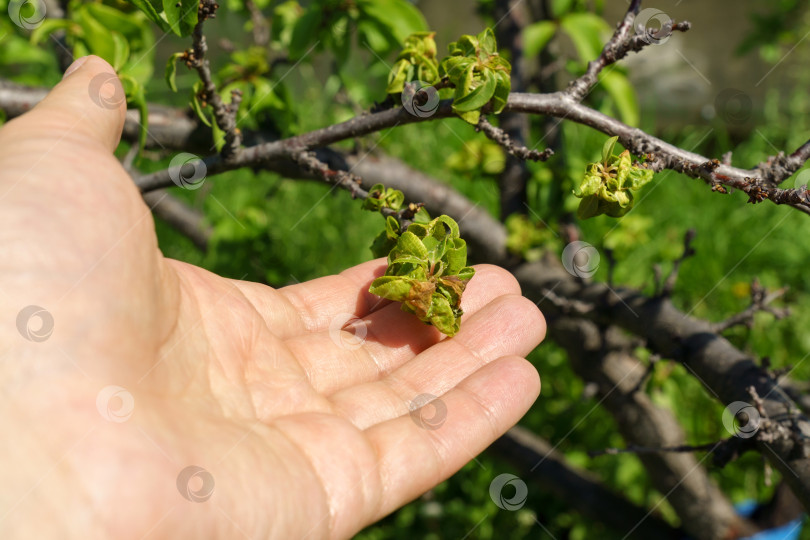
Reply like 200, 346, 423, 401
574, 139, 655, 219
439, 27, 512, 124
369, 215, 475, 336
362, 184, 405, 212
386, 32, 439, 94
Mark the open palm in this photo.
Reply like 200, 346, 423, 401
0, 57, 545, 539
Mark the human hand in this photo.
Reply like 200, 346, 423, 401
0, 56, 545, 539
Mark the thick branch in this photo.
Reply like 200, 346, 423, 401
4, 80, 810, 212
129, 92, 810, 213
143, 190, 211, 251
513, 258, 810, 511
489, 426, 683, 539
552, 318, 756, 539
326, 158, 810, 512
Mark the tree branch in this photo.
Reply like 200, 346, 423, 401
143, 190, 211, 251
244, 0, 269, 47
476, 116, 554, 162
566, 0, 691, 102
513, 259, 810, 511
550, 318, 757, 539
491, 0, 533, 219
713, 279, 790, 333
127, 91, 810, 215
343, 153, 511, 264
656, 228, 696, 297
185, 0, 242, 159
4, 80, 810, 214
489, 426, 683, 539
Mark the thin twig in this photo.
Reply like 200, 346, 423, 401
244, 0, 269, 46
589, 440, 723, 458
186, 0, 242, 160
290, 151, 425, 228
659, 228, 696, 297
566, 0, 690, 102
476, 116, 554, 161
713, 279, 790, 333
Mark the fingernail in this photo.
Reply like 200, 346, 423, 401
62, 56, 90, 80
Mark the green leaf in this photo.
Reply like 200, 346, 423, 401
523, 20, 556, 58
120, 74, 148, 152
165, 52, 184, 92
289, 8, 321, 59
444, 243, 468, 275
427, 294, 458, 336
73, 6, 119, 64
559, 12, 611, 63
604, 191, 634, 217
490, 69, 511, 114
128, 0, 170, 33
392, 231, 429, 261
599, 70, 640, 127
439, 55, 474, 80
386, 59, 412, 94
271, 0, 301, 48
371, 231, 396, 259
449, 34, 479, 57
453, 68, 497, 112
615, 150, 632, 188
577, 194, 600, 219
369, 276, 414, 302
601, 135, 619, 164
85, 3, 145, 38
432, 215, 460, 238
458, 267, 474, 282
478, 28, 497, 55
369, 214, 473, 336
386, 189, 404, 211
370, 216, 401, 258
359, 18, 392, 54
385, 215, 400, 235
357, 0, 427, 44
386, 31, 439, 93
30, 18, 75, 45
110, 32, 130, 71
575, 172, 602, 198
413, 207, 431, 224
251, 77, 285, 110
627, 167, 654, 190
162, 0, 198, 37
550, 0, 575, 17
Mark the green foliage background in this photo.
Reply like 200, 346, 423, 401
3, 0, 810, 537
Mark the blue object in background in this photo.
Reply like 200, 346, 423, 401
736, 500, 804, 540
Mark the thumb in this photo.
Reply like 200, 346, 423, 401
9, 55, 127, 153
